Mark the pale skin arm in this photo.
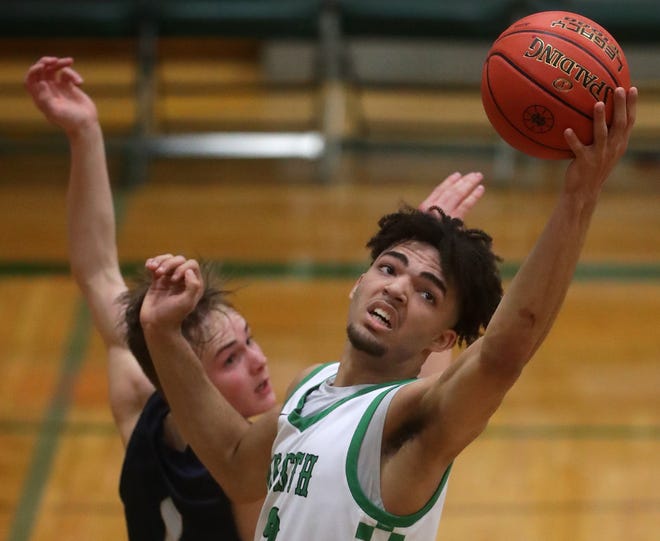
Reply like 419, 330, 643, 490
140, 256, 279, 503
25, 57, 154, 445
380, 87, 638, 515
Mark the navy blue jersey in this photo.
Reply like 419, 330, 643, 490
119, 392, 241, 540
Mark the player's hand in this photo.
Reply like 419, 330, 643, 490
24, 56, 98, 134
419, 172, 485, 220
563, 86, 637, 196
140, 254, 204, 332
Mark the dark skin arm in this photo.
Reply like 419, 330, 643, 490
379, 87, 637, 515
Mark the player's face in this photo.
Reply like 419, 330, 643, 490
347, 240, 458, 366
198, 309, 276, 418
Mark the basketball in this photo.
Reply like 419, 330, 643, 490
481, 11, 631, 159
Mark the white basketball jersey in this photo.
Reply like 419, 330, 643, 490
254, 363, 451, 541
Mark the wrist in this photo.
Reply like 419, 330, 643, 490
65, 116, 102, 142
142, 322, 191, 359
558, 189, 599, 224
141, 317, 186, 342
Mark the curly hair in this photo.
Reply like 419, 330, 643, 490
366, 206, 502, 346
118, 261, 233, 395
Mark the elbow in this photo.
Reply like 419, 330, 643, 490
68, 259, 86, 286
481, 304, 546, 377
479, 334, 530, 383
68, 261, 99, 295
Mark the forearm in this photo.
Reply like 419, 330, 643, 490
66, 120, 121, 289
482, 86, 635, 373
421, 190, 599, 459
143, 323, 267, 501
417, 89, 634, 465
65, 121, 127, 338
482, 189, 598, 368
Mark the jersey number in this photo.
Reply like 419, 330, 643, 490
262, 506, 281, 541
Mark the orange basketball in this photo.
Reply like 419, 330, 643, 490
481, 11, 631, 159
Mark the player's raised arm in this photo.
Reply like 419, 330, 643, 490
140, 255, 278, 502
25, 56, 154, 443
438, 87, 635, 453
480, 86, 636, 364
382, 87, 637, 514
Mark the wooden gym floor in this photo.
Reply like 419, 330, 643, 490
0, 39, 658, 541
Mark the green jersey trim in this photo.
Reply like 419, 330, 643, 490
288, 379, 404, 432
346, 386, 452, 528
285, 362, 337, 401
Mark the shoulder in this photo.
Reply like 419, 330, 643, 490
283, 362, 338, 401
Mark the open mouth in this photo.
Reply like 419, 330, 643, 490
369, 307, 392, 329
255, 379, 270, 394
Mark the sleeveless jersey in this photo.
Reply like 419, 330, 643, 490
255, 363, 451, 541
119, 392, 241, 541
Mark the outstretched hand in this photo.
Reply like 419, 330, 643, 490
24, 56, 97, 134
140, 254, 204, 332
418, 171, 485, 220
563, 86, 637, 195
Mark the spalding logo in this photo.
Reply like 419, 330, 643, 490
523, 37, 615, 103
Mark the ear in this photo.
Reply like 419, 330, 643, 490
349, 274, 364, 299
428, 329, 457, 353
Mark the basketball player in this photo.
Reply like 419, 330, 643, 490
25, 56, 276, 541
24, 56, 486, 540
139, 85, 637, 540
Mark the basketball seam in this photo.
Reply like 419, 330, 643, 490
488, 51, 594, 121
484, 53, 589, 156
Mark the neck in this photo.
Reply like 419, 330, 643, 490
335, 341, 423, 386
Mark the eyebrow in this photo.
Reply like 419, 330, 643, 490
382, 249, 447, 294
215, 321, 250, 357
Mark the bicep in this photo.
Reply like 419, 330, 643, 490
107, 345, 154, 445
420, 339, 521, 459
80, 276, 153, 445
382, 345, 520, 512
79, 273, 127, 347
